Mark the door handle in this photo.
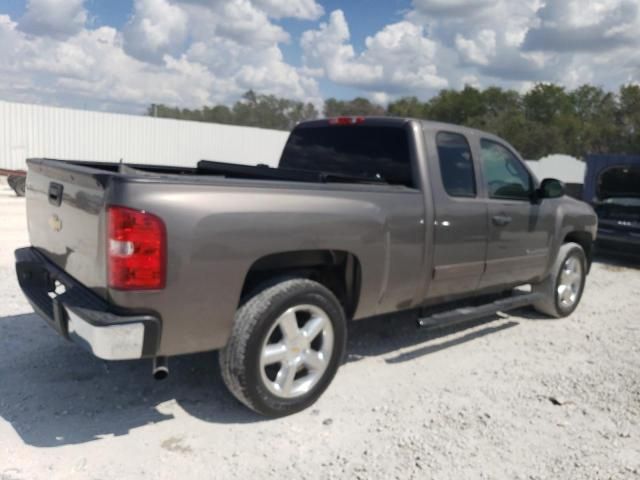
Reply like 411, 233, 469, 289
492, 214, 512, 226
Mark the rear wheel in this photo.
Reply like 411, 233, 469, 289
219, 278, 347, 417
532, 242, 587, 318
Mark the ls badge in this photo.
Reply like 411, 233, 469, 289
49, 214, 63, 232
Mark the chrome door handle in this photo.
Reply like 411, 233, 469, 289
492, 215, 512, 226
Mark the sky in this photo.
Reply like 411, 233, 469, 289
0, 0, 638, 114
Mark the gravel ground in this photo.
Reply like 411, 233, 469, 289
0, 179, 639, 480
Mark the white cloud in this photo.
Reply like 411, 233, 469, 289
455, 30, 496, 66
301, 10, 448, 97
301, 11, 381, 84
2, 0, 639, 114
0, 1, 321, 112
251, 0, 323, 20
123, 0, 188, 63
0, 19, 217, 109
411, 0, 493, 16
18, 0, 87, 38
523, 0, 639, 52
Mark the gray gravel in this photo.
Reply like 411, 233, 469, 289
1, 179, 639, 480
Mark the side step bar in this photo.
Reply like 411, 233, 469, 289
417, 291, 543, 328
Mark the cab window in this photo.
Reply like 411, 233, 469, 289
436, 132, 476, 198
481, 139, 532, 200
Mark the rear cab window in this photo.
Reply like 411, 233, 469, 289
279, 122, 415, 188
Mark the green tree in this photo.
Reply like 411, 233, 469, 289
323, 97, 385, 117
618, 84, 640, 153
148, 84, 639, 158
523, 83, 572, 123
569, 85, 619, 156
148, 90, 318, 131
426, 86, 486, 125
387, 96, 428, 118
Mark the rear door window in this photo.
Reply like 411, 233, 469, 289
279, 125, 414, 187
436, 132, 476, 198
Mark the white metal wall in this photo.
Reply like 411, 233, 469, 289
0, 100, 290, 171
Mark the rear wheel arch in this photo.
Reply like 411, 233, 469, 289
240, 250, 362, 319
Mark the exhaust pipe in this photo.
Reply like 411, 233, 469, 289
152, 356, 169, 380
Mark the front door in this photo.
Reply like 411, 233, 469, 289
477, 139, 552, 289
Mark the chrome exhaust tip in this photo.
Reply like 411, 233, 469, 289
152, 356, 169, 380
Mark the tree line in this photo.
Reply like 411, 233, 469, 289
148, 84, 640, 160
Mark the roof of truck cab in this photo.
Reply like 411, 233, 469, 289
295, 116, 511, 147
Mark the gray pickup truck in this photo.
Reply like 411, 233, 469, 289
15, 117, 597, 416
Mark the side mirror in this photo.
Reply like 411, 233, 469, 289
537, 178, 565, 199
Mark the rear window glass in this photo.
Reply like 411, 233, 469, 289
279, 125, 414, 187
598, 166, 640, 200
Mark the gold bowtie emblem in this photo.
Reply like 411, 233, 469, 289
49, 214, 62, 232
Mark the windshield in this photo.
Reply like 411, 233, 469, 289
597, 166, 640, 201
279, 125, 414, 187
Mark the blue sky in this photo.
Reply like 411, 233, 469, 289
0, 0, 638, 113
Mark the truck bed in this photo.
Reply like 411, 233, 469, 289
24, 156, 426, 355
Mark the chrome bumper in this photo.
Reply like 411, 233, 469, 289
15, 247, 161, 360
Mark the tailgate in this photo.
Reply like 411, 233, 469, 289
25, 159, 109, 297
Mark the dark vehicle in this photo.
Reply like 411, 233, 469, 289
15, 117, 597, 416
0, 168, 26, 196
584, 155, 640, 256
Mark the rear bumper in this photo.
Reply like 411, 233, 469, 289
15, 247, 161, 360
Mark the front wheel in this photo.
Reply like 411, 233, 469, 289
532, 242, 587, 318
219, 278, 347, 417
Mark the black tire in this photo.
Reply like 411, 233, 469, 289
7, 175, 26, 197
532, 242, 587, 318
219, 278, 347, 417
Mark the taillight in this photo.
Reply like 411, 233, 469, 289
328, 116, 365, 125
107, 206, 166, 290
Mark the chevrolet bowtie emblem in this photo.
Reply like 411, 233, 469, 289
49, 214, 62, 232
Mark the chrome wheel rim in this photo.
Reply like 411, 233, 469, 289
557, 255, 583, 309
259, 305, 334, 399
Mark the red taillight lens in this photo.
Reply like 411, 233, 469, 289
328, 116, 365, 125
107, 206, 166, 290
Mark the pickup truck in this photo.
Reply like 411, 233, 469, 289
583, 154, 640, 257
15, 117, 598, 416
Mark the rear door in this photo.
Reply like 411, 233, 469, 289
477, 139, 552, 289
426, 130, 488, 300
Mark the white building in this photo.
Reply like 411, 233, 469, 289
526, 155, 586, 184
0, 100, 289, 172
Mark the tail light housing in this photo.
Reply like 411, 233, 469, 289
107, 206, 166, 290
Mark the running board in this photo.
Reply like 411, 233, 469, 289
417, 292, 543, 328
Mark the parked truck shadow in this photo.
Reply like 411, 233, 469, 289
346, 312, 518, 363
0, 310, 518, 448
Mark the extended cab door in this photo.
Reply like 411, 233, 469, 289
425, 130, 489, 300
476, 138, 553, 289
